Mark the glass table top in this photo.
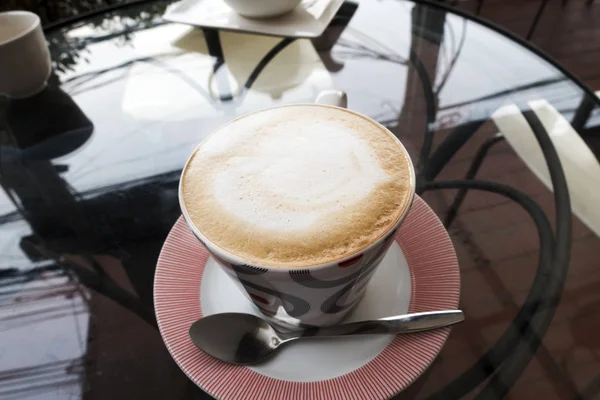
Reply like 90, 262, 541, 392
1, 0, 600, 398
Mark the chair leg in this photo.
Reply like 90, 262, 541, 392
421, 119, 487, 183
476, 0, 484, 15
527, 0, 549, 40
444, 133, 505, 228
571, 95, 596, 131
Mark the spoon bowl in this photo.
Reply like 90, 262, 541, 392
189, 310, 464, 365
189, 313, 284, 365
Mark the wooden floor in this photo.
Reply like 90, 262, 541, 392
453, 0, 600, 91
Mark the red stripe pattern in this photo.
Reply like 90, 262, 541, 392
338, 253, 363, 268
154, 195, 460, 399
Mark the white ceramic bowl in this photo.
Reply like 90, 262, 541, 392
223, 0, 303, 19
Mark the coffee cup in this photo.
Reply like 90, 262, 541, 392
0, 11, 51, 99
179, 90, 415, 328
223, 0, 303, 19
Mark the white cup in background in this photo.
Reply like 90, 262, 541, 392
223, 0, 303, 19
0, 11, 51, 98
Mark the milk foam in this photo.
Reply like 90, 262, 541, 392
181, 105, 413, 267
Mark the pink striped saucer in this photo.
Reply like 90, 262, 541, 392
154, 195, 460, 400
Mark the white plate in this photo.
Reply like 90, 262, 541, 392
154, 196, 461, 399
163, 0, 345, 38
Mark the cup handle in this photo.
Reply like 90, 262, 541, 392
315, 90, 347, 108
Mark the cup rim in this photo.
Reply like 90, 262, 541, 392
178, 103, 417, 272
0, 11, 41, 47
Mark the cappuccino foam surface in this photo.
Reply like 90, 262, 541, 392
181, 105, 413, 267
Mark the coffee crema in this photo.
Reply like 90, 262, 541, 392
181, 105, 413, 268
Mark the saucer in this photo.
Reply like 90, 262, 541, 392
163, 0, 345, 39
154, 195, 460, 399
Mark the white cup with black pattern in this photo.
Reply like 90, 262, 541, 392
179, 91, 416, 328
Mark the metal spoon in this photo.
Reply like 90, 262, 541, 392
189, 310, 464, 364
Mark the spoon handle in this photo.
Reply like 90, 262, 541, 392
286, 310, 464, 339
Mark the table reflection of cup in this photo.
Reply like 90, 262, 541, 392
5, 86, 94, 158
0, 11, 52, 99
209, 33, 318, 100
